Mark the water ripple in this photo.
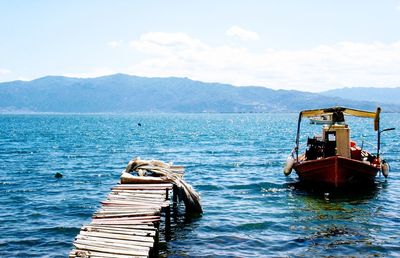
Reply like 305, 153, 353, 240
0, 113, 399, 257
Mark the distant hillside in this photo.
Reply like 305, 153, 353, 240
0, 74, 398, 113
322, 87, 400, 105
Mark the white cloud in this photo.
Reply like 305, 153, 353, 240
130, 32, 207, 56
225, 26, 260, 41
108, 40, 123, 48
64, 68, 116, 78
0, 68, 11, 75
129, 32, 400, 92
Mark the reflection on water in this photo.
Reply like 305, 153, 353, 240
286, 181, 389, 257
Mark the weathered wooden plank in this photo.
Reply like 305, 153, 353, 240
110, 193, 167, 198
82, 226, 156, 237
74, 239, 151, 252
92, 215, 160, 221
104, 199, 166, 206
90, 220, 158, 225
83, 224, 155, 231
93, 212, 160, 219
75, 236, 152, 249
107, 193, 166, 198
100, 203, 165, 209
98, 205, 160, 209
116, 183, 173, 187
108, 195, 166, 201
105, 198, 165, 206
104, 199, 165, 205
75, 236, 153, 249
96, 210, 160, 215
101, 200, 170, 208
101, 199, 168, 205
74, 239, 150, 253
98, 208, 160, 213
71, 249, 148, 258
90, 220, 154, 226
77, 232, 154, 245
113, 185, 172, 190
111, 188, 166, 194
94, 211, 159, 216
73, 242, 149, 256
107, 195, 166, 201
87, 224, 156, 230
120, 176, 170, 184
81, 230, 154, 238
106, 195, 165, 200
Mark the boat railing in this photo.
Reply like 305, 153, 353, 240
360, 138, 377, 151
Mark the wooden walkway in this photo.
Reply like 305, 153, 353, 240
70, 182, 178, 258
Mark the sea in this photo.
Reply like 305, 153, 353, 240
0, 113, 399, 257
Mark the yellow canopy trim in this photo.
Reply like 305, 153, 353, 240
300, 106, 381, 131
301, 107, 378, 118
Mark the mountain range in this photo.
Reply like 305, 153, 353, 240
321, 87, 400, 105
0, 74, 399, 113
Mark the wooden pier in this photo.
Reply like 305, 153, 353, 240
70, 182, 180, 257
70, 158, 201, 258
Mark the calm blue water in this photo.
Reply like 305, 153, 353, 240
0, 113, 399, 257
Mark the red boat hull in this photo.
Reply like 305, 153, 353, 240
293, 156, 379, 187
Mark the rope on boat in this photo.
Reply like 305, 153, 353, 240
123, 157, 203, 214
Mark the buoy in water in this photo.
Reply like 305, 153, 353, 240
54, 172, 63, 179
284, 155, 295, 176
381, 160, 389, 178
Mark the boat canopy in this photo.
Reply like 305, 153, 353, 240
294, 106, 381, 161
299, 106, 381, 131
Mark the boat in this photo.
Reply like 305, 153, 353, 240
284, 107, 394, 187
309, 114, 332, 124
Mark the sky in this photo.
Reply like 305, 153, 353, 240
1, 0, 400, 92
